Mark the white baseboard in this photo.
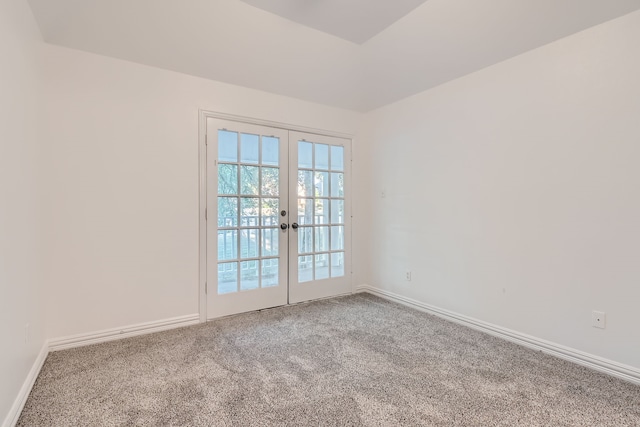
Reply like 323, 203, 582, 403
3, 343, 49, 427
48, 313, 200, 352
4, 314, 201, 426
356, 285, 640, 385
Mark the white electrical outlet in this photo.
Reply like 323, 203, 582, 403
405, 271, 412, 281
592, 311, 606, 329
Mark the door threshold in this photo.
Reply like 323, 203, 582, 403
206, 291, 355, 321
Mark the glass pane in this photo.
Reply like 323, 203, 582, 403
218, 164, 238, 195
218, 197, 238, 227
217, 230, 237, 260
315, 199, 329, 224
297, 170, 313, 197
298, 141, 313, 169
218, 262, 237, 294
331, 199, 344, 224
218, 130, 238, 162
331, 252, 344, 278
315, 226, 329, 252
314, 172, 329, 197
241, 166, 259, 195
262, 259, 279, 287
240, 260, 259, 290
261, 198, 279, 226
262, 136, 279, 166
261, 167, 279, 196
297, 199, 313, 225
240, 133, 259, 164
298, 227, 313, 254
315, 144, 329, 170
240, 228, 259, 259
331, 226, 344, 251
315, 253, 329, 280
330, 173, 344, 198
330, 146, 344, 171
261, 227, 279, 257
240, 197, 259, 227
298, 256, 313, 283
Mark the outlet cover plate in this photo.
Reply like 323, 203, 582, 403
592, 311, 606, 329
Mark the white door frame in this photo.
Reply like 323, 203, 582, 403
198, 110, 354, 322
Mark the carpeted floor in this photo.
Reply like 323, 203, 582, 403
18, 294, 640, 426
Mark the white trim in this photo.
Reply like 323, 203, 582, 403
5, 315, 200, 425
356, 285, 640, 385
348, 138, 355, 293
3, 344, 48, 427
198, 110, 208, 322
48, 314, 200, 352
198, 110, 354, 139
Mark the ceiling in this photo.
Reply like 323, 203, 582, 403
239, 0, 429, 44
27, 0, 640, 112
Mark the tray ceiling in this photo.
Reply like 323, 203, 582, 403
27, 0, 640, 111
239, 0, 429, 44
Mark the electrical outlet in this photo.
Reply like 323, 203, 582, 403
25, 323, 30, 344
592, 311, 606, 329
405, 271, 412, 281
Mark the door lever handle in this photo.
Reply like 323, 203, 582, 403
291, 223, 299, 230
280, 223, 289, 230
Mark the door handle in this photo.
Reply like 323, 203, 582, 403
280, 223, 289, 230
291, 223, 299, 230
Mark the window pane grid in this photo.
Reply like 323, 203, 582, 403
216, 130, 282, 294
218, 226, 278, 230
221, 256, 276, 264
297, 141, 346, 281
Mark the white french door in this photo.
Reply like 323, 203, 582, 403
288, 132, 351, 304
206, 118, 351, 319
206, 119, 290, 318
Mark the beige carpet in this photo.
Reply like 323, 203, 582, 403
18, 294, 640, 426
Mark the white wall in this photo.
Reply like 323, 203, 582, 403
41, 44, 364, 339
0, 0, 46, 424
365, 10, 640, 369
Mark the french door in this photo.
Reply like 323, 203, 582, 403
206, 118, 351, 319
287, 132, 351, 304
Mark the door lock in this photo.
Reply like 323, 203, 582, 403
280, 210, 287, 216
